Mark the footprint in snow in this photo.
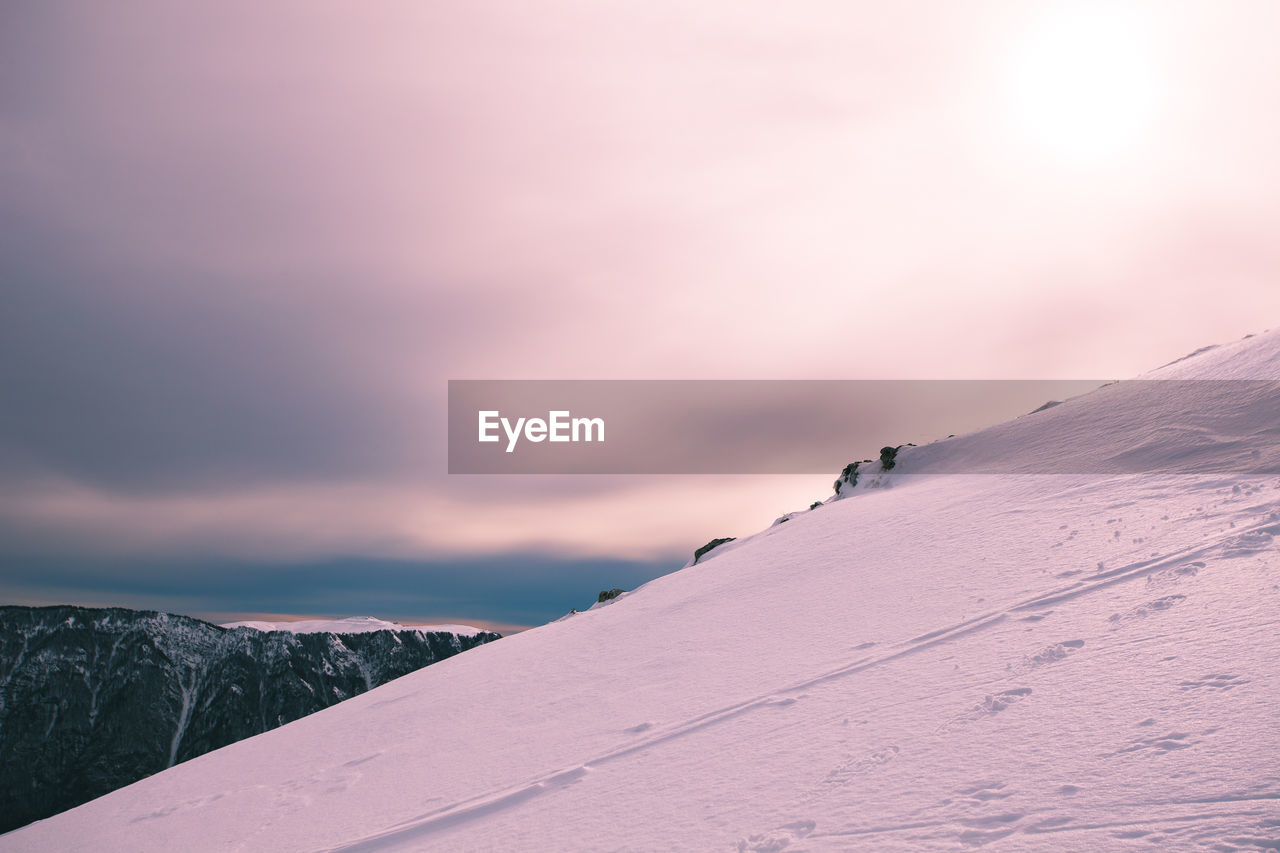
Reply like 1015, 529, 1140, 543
937, 689, 1032, 733
1106, 729, 1199, 758
1147, 561, 1205, 586
1179, 673, 1250, 691
1221, 531, 1274, 558
1019, 610, 1053, 623
824, 745, 900, 785
953, 814, 1025, 847
1021, 640, 1084, 671
736, 819, 816, 853
1108, 595, 1186, 628
955, 780, 1013, 804
978, 688, 1033, 715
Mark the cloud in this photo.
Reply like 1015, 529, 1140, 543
2, 1, 1280, 621
0, 550, 679, 629
0, 472, 827, 562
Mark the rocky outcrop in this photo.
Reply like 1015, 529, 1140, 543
833, 461, 866, 495
879, 445, 900, 471
693, 538, 735, 564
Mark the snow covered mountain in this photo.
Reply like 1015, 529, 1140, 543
0, 606, 499, 833
222, 617, 486, 636
5, 330, 1280, 851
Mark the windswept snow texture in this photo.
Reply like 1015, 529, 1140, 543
6, 330, 1280, 852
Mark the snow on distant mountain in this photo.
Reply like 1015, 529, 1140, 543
223, 616, 486, 636
1146, 330, 1277, 379
4, 330, 1279, 851
0, 606, 499, 834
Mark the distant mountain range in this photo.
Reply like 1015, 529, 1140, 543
0, 605, 500, 833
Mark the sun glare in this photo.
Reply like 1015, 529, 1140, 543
1000, 5, 1167, 166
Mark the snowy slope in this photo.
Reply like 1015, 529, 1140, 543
5, 331, 1280, 852
223, 617, 485, 636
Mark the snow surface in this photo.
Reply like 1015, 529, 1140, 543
222, 616, 485, 636
5, 330, 1280, 851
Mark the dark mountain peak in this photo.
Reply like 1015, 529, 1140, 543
0, 604, 499, 833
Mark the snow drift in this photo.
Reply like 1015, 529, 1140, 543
4, 330, 1279, 851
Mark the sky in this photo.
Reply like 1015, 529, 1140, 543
3, 1, 1280, 629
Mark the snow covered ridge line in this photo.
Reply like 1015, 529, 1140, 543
222, 616, 488, 636
7, 328, 1280, 852
0, 605, 501, 835
449, 377, 1280, 474
689, 331, 1280, 565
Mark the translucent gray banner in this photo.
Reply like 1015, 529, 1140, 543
447, 380, 1280, 475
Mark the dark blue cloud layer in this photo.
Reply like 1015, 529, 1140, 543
0, 552, 680, 630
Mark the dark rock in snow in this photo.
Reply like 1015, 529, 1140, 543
1028, 400, 1063, 415
597, 588, 626, 603
879, 445, 900, 471
693, 538, 735, 564
834, 461, 861, 495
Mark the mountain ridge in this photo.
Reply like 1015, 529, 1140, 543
0, 604, 499, 833
4, 329, 1279, 851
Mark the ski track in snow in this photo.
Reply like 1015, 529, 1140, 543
322, 507, 1280, 852
8, 331, 1280, 853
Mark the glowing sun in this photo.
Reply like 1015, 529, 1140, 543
1000, 5, 1167, 166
